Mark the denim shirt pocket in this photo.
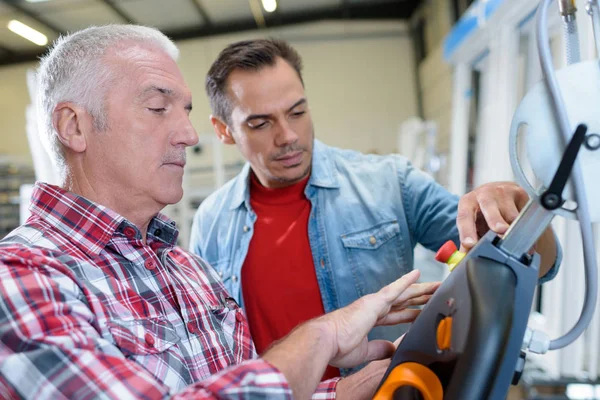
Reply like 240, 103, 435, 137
340, 220, 404, 297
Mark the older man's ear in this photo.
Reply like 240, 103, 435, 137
53, 102, 92, 153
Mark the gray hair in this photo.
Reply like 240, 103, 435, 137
36, 25, 179, 172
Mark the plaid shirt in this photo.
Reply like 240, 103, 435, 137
0, 183, 339, 399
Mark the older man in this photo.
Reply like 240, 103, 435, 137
0, 25, 438, 399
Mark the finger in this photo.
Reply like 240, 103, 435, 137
392, 281, 440, 305
477, 194, 510, 235
513, 185, 530, 209
377, 308, 421, 326
392, 294, 432, 309
348, 270, 421, 339
364, 340, 396, 362
497, 195, 521, 225
330, 340, 395, 369
378, 270, 421, 304
393, 334, 406, 348
457, 194, 479, 250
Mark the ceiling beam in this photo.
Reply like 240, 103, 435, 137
168, 1, 408, 41
0, 48, 44, 66
0, 43, 15, 56
248, 0, 266, 28
341, 0, 351, 18
99, 0, 136, 24
267, 1, 407, 22
0, 0, 412, 66
189, 0, 212, 26
1, 0, 64, 34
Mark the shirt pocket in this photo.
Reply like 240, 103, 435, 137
340, 220, 405, 297
107, 317, 180, 356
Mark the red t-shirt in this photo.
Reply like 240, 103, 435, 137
242, 173, 340, 380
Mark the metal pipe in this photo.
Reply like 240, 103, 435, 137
500, 198, 555, 258
558, 0, 578, 19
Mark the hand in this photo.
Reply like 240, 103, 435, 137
336, 359, 391, 399
261, 271, 438, 399
321, 270, 440, 368
456, 181, 557, 277
456, 182, 529, 252
335, 335, 407, 399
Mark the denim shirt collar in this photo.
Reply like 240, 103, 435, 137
228, 139, 340, 210
309, 140, 340, 189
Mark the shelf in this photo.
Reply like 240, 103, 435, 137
0, 160, 35, 240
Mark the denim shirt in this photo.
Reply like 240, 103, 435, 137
189, 140, 560, 345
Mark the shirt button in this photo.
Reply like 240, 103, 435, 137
187, 322, 196, 334
231, 275, 238, 282
150, 242, 162, 252
243, 226, 250, 232
145, 260, 157, 270
218, 270, 223, 278
154, 229, 162, 237
320, 259, 325, 268
236, 312, 244, 322
123, 226, 136, 238
369, 236, 377, 245
144, 332, 155, 347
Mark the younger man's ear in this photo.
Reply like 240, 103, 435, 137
210, 115, 236, 145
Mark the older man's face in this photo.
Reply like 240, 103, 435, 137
89, 43, 198, 208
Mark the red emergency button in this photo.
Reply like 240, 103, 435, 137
144, 260, 157, 270
145, 332, 155, 347
435, 240, 458, 263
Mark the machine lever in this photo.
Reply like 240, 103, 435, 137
540, 123, 588, 210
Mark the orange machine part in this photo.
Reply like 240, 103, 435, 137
436, 316, 453, 351
373, 362, 443, 400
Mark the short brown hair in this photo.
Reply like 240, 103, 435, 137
206, 38, 304, 124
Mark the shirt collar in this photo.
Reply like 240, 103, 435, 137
29, 182, 178, 255
308, 139, 340, 189
228, 139, 339, 210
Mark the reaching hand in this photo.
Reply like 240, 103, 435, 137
321, 269, 440, 368
456, 182, 528, 252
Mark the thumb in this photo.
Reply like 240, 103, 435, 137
393, 333, 406, 348
365, 340, 396, 363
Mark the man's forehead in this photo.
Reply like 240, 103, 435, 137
227, 64, 304, 108
106, 43, 182, 78
138, 84, 191, 101
102, 44, 191, 101
110, 40, 168, 63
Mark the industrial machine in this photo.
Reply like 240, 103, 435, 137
374, 0, 600, 398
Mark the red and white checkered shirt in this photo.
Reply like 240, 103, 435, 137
0, 183, 339, 399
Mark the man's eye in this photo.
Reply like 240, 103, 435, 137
251, 122, 268, 130
148, 108, 167, 113
292, 111, 305, 117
